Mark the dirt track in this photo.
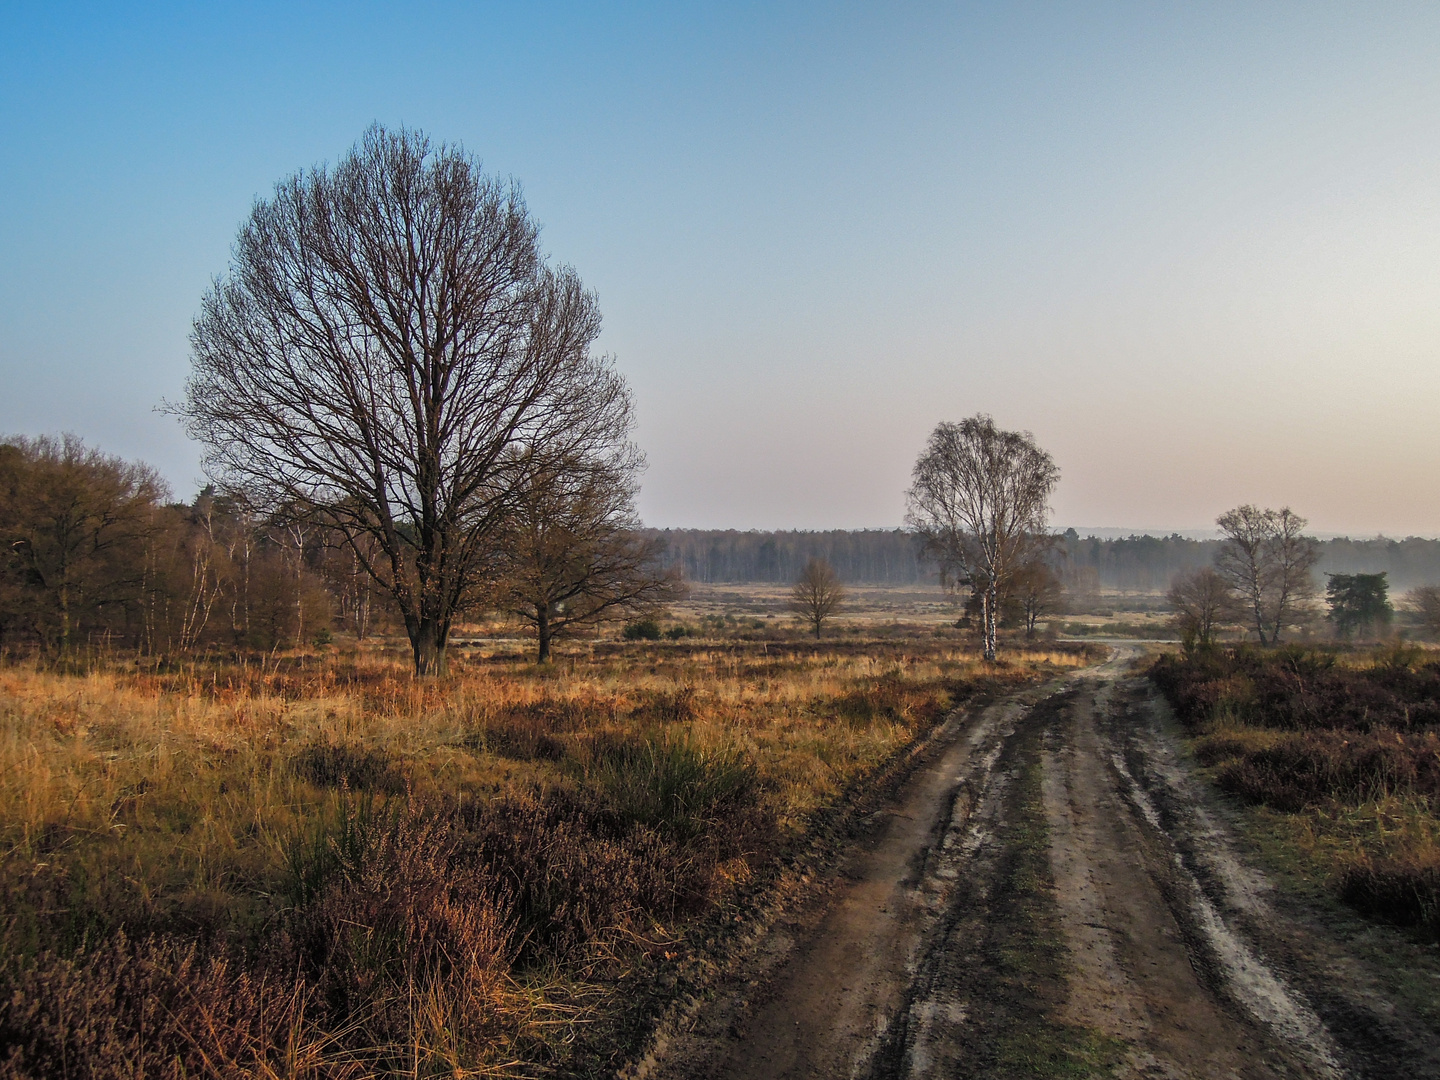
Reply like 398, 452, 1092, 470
636, 648, 1440, 1080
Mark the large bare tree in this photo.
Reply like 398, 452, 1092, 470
496, 451, 680, 663
789, 557, 845, 639
1215, 505, 1317, 645
179, 125, 633, 675
906, 415, 1058, 661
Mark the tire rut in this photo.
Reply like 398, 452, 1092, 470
637, 650, 1433, 1080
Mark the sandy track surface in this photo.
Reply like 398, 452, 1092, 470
637, 649, 1438, 1079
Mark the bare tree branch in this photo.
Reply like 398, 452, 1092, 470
176, 125, 635, 675
905, 415, 1058, 661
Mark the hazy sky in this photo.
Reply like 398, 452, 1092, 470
3, 3, 1439, 534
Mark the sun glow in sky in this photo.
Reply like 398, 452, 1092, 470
3, 3, 1440, 534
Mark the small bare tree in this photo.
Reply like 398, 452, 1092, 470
179, 125, 633, 675
1407, 584, 1440, 639
906, 415, 1059, 661
790, 557, 845, 639
1215, 505, 1317, 645
1008, 558, 1064, 639
496, 451, 681, 662
1167, 567, 1238, 649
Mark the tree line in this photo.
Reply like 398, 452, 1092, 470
1170, 506, 1440, 647
0, 433, 674, 664
651, 527, 1440, 593
0, 435, 363, 655
650, 528, 933, 585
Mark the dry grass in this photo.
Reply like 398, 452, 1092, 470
0, 637, 1086, 1076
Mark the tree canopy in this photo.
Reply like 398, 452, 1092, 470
906, 415, 1058, 661
1326, 572, 1393, 639
180, 125, 635, 674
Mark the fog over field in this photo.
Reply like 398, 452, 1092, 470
4, 5, 1440, 536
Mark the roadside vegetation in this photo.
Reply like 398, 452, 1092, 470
0, 634, 1086, 1077
1151, 644, 1440, 939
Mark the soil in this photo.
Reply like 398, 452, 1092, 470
632, 647, 1440, 1079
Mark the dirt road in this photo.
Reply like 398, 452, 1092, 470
637, 648, 1440, 1080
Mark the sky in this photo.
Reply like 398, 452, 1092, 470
2, 2, 1439, 535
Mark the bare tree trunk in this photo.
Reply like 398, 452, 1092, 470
410, 617, 448, 676
536, 605, 552, 664
58, 580, 70, 656
285, 522, 308, 649
983, 579, 999, 661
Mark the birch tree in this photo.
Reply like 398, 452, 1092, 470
905, 415, 1059, 661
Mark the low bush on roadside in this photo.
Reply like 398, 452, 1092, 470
1151, 645, 1440, 938
1339, 855, 1440, 938
1152, 645, 1440, 733
1205, 728, 1440, 812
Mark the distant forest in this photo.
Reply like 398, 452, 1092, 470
649, 529, 1440, 594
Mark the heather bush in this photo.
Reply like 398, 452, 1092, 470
289, 801, 514, 1057
0, 935, 326, 1080
457, 790, 692, 964
291, 743, 407, 793
1339, 856, 1440, 939
1215, 730, 1440, 811
1151, 646, 1440, 734
1152, 645, 1440, 937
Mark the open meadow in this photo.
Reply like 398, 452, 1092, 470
0, 619, 1089, 1078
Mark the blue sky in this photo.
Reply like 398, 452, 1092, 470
3, 3, 1440, 533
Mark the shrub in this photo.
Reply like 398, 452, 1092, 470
1152, 646, 1440, 939
291, 743, 407, 793
1338, 856, 1440, 939
474, 725, 567, 762
1151, 647, 1440, 733
1215, 730, 1440, 812
0, 934, 320, 1080
290, 802, 514, 1053
456, 791, 688, 963
622, 619, 662, 641
630, 684, 700, 725
580, 734, 763, 843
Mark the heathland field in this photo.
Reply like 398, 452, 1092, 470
0, 631, 1086, 1077
1151, 645, 1440, 937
